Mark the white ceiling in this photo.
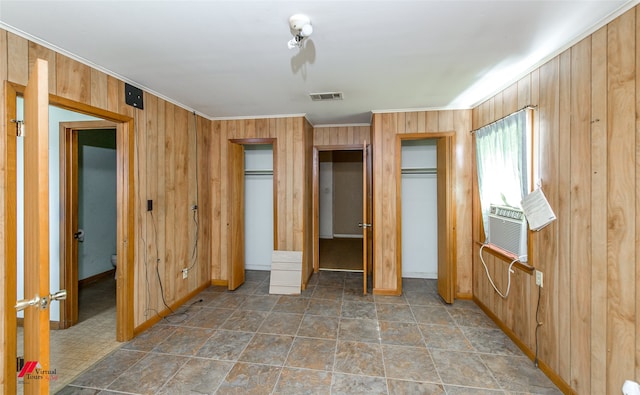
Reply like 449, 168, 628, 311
0, 0, 636, 125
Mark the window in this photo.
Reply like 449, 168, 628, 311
474, 108, 532, 242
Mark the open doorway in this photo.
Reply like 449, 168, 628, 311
313, 144, 373, 294
400, 139, 438, 279
61, 123, 118, 328
318, 150, 363, 271
244, 144, 275, 272
395, 133, 455, 302
227, 139, 277, 290
11, 99, 129, 392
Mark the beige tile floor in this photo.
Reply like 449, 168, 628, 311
56, 271, 562, 394
16, 277, 120, 394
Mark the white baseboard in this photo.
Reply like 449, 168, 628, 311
245, 264, 271, 271
333, 234, 363, 239
402, 271, 437, 279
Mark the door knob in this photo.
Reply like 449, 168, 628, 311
358, 223, 372, 228
73, 229, 84, 242
50, 290, 67, 301
15, 289, 67, 311
15, 295, 44, 312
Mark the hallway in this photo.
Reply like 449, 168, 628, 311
57, 271, 560, 394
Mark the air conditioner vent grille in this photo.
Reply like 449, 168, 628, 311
488, 205, 528, 262
310, 92, 343, 101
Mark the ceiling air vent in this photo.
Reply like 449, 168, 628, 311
309, 92, 343, 101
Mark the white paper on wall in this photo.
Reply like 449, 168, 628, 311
521, 188, 556, 231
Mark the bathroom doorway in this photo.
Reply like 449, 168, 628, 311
60, 121, 118, 328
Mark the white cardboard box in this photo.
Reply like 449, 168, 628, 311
269, 250, 302, 295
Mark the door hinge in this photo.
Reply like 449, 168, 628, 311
11, 119, 24, 137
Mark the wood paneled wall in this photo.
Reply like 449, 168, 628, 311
0, 29, 212, 334
313, 125, 371, 146
371, 111, 473, 295
471, 7, 640, 394
211, 118, 313, 287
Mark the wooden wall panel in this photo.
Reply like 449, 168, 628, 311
537, 57, 561, 373
590, 27, 608, 395
471, 7, 640, 394
636, 7, 640, 383
7, 32, 27, 86
90, 69, 108, 109
606, 11, 636, 392
0, 27, 213, 331
371, 110, 472, 294
28, 42, 56, 94
558, 49, 572, 381
210, 121, 221, 281
211, 117, 312, 287
55, 54, 91, 104
569, 36, 592, 394
313, 125, 371, 146
0, 31, 7, 80
454, 110, 473, 296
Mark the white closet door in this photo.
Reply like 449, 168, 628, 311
244, 145, 273, 271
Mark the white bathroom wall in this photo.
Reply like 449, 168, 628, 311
77, 131, 117, 280
319, 160, 333, 238
401, 140, 438, 278
244, 145, 274, 271
16, 97, 100, 320
332, 151, 363, 237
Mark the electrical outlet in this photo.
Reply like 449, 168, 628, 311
535, 270, 543, 288
182, 269, 188, 279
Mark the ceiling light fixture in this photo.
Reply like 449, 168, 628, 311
287, 14, 313, 49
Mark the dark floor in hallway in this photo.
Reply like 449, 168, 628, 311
319, 238, 363, 271
57, 270, 561, 394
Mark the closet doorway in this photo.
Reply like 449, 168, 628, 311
396, 133, 455, 302
227, 139, 277, 290
312, 144, 372, 294
400, 139, 438, 279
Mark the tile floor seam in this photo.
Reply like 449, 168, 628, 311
154, 354, 192, 394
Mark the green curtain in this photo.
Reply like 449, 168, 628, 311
475, 109, 529, 241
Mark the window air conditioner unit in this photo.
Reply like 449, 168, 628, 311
488, 204, 528, 262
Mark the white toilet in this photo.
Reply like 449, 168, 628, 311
111, 254, 117, 278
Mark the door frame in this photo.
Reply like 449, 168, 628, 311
312, 144, 367, 273
3, 82, 135, 353
59, 121, 118, 329
395, 133, 456, 302
227, 138, 278, 289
